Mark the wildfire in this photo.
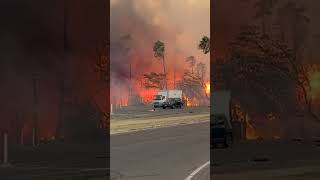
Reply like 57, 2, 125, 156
184, 96, 200, 107
114, 97, 128, 107
205, 81, 210, 95
233, 102, 258, 140
138, 88, 158, 103
246, 119, 258, 140
186, 97, 191, 106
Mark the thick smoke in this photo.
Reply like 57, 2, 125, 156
0, 0, 108, 138
214, 0, 320, 138
110, 0, 210, 104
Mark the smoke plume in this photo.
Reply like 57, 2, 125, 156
110, 0, 210, 104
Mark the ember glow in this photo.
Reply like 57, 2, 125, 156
246, 120, 258, 140
137, 88, 158, 104
205, 81, 210, 95
186, 97, 192, 107
233, 102, 258, 140
185, 97, 200, 107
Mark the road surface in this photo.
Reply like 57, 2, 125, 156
111, 122, 210, 180
212, 140, 320, 180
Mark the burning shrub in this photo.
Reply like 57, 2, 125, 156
143, 72, 167, 89
177, 70, 209, 106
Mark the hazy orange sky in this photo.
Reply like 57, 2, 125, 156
110, 0, 210, 102
110, 0, 210, 76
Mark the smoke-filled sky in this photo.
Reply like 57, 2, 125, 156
110, 0, 210, 103
213, 0, 320, 100
213, 0, 320, 63
0, 0, 108, 137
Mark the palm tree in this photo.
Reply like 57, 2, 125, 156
186, 56, 196, 74
198, 36, 210, 54
153, 40, 167, 89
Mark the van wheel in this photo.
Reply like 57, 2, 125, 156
163, 106, 166, 109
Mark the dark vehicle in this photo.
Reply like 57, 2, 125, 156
211, 91, 233, 148
163, 98, 183, 109
211, 114, 233, 148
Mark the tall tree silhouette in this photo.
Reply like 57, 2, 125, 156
153, 40, 167, 89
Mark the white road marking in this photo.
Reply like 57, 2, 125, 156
184, 161, 210, 180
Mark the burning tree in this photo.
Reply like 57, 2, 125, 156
143, 72, 167, 89
186, 56, 197, 74
217, 25, 319, 138
196, 62, 210, 98
198, 36, 210, 54
212, 1, 317, 139
177, 69, 209, 106
153, 40, 167, 89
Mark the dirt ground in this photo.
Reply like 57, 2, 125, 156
110, 105, 210, 134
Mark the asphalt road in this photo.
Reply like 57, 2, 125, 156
111, 122, 210, 180
0, 106, 209, 180
212, 140, 320, 180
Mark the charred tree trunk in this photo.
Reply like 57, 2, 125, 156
162, 56, 167, 89
174, 63, 176, 89
56, 78, 65, 140
32, 74, 39, 147
56, 0, 69, 140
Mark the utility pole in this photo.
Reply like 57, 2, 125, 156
32, 73, 39, 147
173, 62, 176, 89
0, 132, 11, 167
129, 63, 132, 105
56, 0, 69, 140
15, 112, 24, 145
63, 0, 69, 52
57, 78, 65, 140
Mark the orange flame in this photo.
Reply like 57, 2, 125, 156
233, 102, 258, 140
185, 96, 200, 107
186, 97, 192, 107
138, 88, 158, 103
246, 119, 258, 140
205, 81, 210, 95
